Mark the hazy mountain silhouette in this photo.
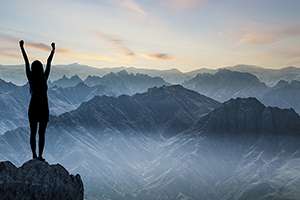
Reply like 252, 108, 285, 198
227, 64, 300, 86
2, 63, 300, 86
0, 63, 125, 85
183, 69, 268, 102
84, 70, 169, 95
51, 75, 83, 88
261, 80, 300, 114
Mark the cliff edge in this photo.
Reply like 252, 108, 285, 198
0, 159, 84, 200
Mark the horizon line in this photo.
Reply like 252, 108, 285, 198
1, 62, 300, 73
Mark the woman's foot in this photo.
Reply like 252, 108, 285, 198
37, 156, 45, 162
32, 153, 37, 159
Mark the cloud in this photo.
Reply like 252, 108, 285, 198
239, 32, 276, 45
143, 53, 174, 60
239, 25, 300, 45
95, 31, 135, 57
0, 48, 18, 58
26, 42, 70, 53
0, 33, 70, 53
118, 0, 146, 15
26, 42, 51, 51
0, 33, 18, 43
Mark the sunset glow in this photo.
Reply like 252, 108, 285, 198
0, 0, 299, 71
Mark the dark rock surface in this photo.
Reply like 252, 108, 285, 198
0, 159, 84, 200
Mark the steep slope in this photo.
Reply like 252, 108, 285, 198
183, 69, 268, 102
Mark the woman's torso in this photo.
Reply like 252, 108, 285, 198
28, 78, 49, 121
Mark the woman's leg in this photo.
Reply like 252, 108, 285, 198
38, 121, 48, 159
29, 120, 38, 159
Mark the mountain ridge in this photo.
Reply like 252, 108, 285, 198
194, 97, 300, 135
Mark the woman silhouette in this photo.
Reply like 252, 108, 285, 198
19, 40, 55, 161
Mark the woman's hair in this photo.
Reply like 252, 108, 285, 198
30, 60, 47, 94
31, 60, 44, 79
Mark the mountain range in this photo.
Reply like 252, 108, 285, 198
182, 69, 300, 113
1, 85, 300, 200
183, 69, 268, 102
0, 71, 169, 134
1, 63, 300, 85
227, 65, 300, 86
2, 67, 300, 135
84, 70, 168, 95
1, 63, 300, 199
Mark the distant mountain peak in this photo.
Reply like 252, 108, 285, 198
183, 69, 267, 102
195, 97, 300, 134
117, 69, 129, 75
70, 74, 82, 81
52, 74, 83, 88
224, 97, 264, 108
144, 85, 203, 97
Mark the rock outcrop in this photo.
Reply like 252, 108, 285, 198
0, 159, 83, 200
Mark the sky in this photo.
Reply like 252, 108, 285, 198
0, 0, 299, 71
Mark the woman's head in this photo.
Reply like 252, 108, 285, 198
30, 60, 47, 93
31, 60, 44, 79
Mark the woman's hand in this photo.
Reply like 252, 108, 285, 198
51, 42, 55, 51
19, 40, 24, 48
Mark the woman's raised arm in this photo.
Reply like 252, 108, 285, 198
45, 42, 55, 80
19, 40, 31, 80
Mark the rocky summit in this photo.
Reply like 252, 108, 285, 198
0, 159, 84, 200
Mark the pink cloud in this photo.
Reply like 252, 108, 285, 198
0, 48, 18, 58
95, 31, 135, 57
239, 25, 300, 45
0, 33, 70, 53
